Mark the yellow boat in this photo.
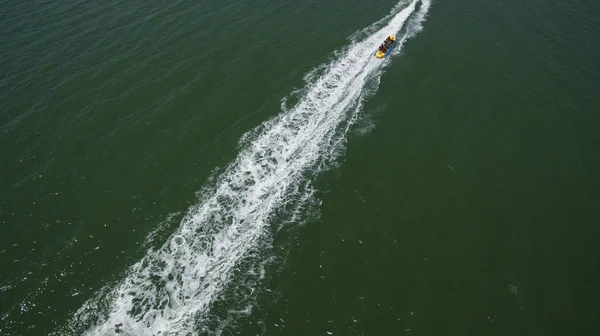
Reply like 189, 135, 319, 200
375, 35, 397, 59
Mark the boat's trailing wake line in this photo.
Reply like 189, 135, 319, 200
63, 0, 430, 334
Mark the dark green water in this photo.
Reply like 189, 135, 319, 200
1, 0, 599, 335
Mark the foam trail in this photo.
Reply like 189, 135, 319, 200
66, 1, 430, 335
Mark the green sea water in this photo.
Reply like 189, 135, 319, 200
1, 0, 599, 335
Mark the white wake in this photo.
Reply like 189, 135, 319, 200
65, 0, 431, 334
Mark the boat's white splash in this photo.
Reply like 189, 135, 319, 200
64, 1, 430, 335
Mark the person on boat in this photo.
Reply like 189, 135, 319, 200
379, 44, 384, 51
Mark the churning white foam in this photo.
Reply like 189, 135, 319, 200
66, 1, 430, 335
